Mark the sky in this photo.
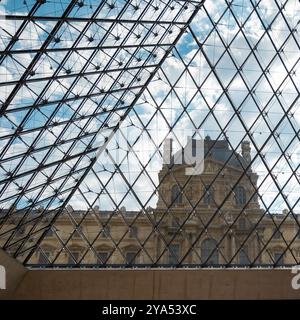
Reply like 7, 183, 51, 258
76, 0, 300, 214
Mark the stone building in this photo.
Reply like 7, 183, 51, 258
1, 137, 300, 266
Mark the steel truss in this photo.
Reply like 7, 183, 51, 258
0, 0, 299, 268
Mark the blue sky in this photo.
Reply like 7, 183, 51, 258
0, 0, 299, 217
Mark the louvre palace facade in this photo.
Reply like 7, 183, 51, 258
1, 137, 299, 267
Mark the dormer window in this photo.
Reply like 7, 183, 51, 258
235, 186, 246, 205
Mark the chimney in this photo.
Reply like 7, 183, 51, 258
241, 140, 251, 164
163, 138, 173, 165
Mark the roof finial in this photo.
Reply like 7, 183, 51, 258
205, 135, 211, 141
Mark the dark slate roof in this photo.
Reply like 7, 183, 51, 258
171, 136, 249, 170
203, 137, 248, 169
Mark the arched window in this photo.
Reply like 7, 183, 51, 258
201, 239, 219, 264
235, 186, 246, 205
203, 186, 213, 205
171, 185, 182, 204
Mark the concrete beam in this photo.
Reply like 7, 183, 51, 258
9, 268, 300, 300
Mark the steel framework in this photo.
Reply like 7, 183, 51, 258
0, 0, 299, 268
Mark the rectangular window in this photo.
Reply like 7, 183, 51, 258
129, 226, 137, 238
239, 246, 249, 264
45, 228, 54, 237
273, 229, 281, 239
16, 226, 25, 237
126, 252, 137, 264
238, 218, 246, 230
101, 225, 110, 238
68, 251, 81, 264
38, 251, 52, 264
73, 226, 82, 238
203, 186, 213, 205
97, 251, 109, 263
169, 244, 180, 264
274, 252, 284, 265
